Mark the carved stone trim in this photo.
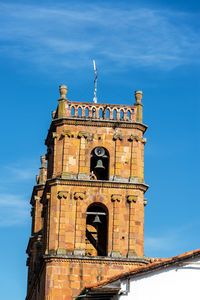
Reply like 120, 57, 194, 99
73, 249, 85, 256
45, 119, 148, 145
144, 198, 147, 206
142, 137, 147, 144
77, 131, 88, 139
51, 111, 56, 119
43, 255, 149, 265
34, 195, 40, 202
127, 250, 137, 258
74, 191, 86, 200
128, 134, 139, 142
110, 250, 121, 257
127, 195, 137, 203
113, 133, 123, 141
57, 248, 67, 255
111, 194, 122, 202
61, 129, 74, 138
52, 132, 57, 139
47, 178, 149, 192
57, 191, 68, 199
52, 118, 148, 131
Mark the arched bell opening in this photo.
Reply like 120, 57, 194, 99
85, 203, 108, 257
90, 147, 109, 180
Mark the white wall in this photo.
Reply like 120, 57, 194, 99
119, 257, 200, 300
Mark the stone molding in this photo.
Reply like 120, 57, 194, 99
128, 134, 139, 142
34, 195, 40, 202
52, 118, 147, 130
43, 254, 149, 265
61, 129, 74, 138
46, 178, 149, 192
127, 195, 138, 203
77, 131, 88, 139
32, 195, 41, 205
74, 191, 86, 200
51, 111, 56, 119
52, 132, 57, 139
57, 191, 68, 199
45, 118, 147, 144
113, 132, 123, 141
142, 137, 147, 144
111, 194, 122, 202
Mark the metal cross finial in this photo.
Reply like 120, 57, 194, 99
93, 60, 97, 103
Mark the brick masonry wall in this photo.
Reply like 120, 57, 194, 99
30, 258, 148, 300
47, 122, 145, 183
45, 182, 145, 258
26, 93, 148, 300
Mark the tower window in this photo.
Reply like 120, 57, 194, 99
90, 147, 109, 180
85, 203, 108, 257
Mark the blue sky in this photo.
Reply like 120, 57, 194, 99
0, 0, 199, 299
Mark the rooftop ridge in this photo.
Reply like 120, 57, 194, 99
83, 248, 200, 290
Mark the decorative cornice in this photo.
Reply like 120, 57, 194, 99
34, 195, 41, 201
74, 191, 86, 200
46, 178, 149, 192
128, 134, 139, 142
78, 131, 88, 139
53, 118, 147, 130
52, 132, 57, 139
111, 194, 122, 202
113, 133, 123, 141
45, 118, 147, 145
57, 191, 68, 199
43, 254, 149, 265
61, 129, 74, 138
142, 137, 147, 144
127, 195, 138, 203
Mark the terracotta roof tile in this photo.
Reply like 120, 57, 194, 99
148, 257, 166, 263
84, 248, 200, 290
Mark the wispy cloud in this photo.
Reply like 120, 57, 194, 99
0, 2, 199, 71
145, 221, 200, 257
0, 160, 38, 226
5, 165, 35, 181
0, 193, 29, 227
145, 235, 182, 255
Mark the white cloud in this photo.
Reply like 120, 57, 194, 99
0, 2, 199, 71
0, 161, 38, 226
5, 165, 35, 181
0, 193, 29, 227
145, 236, 176, 252
145, 220, 200, 257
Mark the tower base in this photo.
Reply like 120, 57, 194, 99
26, 255, 149, 300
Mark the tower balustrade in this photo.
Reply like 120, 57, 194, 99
55, 101, 137, 122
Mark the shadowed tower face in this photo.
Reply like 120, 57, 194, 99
26, 85, 148, 299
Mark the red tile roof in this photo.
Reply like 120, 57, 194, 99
85, 248, 200, 290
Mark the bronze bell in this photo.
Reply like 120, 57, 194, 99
93, 215, 101, 224
95, 159, 105, 169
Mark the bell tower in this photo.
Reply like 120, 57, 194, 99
26, 85, 149, 300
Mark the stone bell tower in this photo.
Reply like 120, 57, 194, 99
26, 85, 148, 300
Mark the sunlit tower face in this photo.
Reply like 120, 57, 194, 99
26, 86, 148, 299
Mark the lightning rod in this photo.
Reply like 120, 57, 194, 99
93, 60, 97, 103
